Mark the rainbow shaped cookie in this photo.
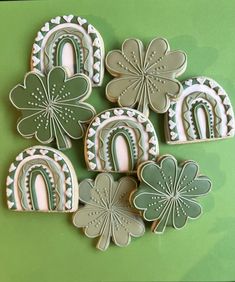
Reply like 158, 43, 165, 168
165, 77, 235, 143
31, 15, 105, 86
6, 146, 78, 212
84, 108, 159, 172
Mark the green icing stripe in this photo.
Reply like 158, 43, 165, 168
182, 92, 222, 140
54, 36, 83, 74
108, 128, 136, 171
29, 166, 56, 210
191, 101, 214, 139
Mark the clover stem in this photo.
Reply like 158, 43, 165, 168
153, 202, 172, 234
137, 96, 149, 117
54, 122, 71, 150
97, 216, 111, 251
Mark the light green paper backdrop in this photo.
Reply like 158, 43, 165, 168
0, 0, 235, 281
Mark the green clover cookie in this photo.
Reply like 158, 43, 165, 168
10, 66, 95, 150
73, 173, 145, 251
106, 38, 187, 117
132, 155, 211, 234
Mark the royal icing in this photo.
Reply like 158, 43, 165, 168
84, 107, 159, 172
6, 146, 79, 212
31, 15, 105, 86
132, 155, 212, 234
165, 77, 235, 143
105, 38, 187, 117
73, 173, 145, 251
9, 66, 95, 150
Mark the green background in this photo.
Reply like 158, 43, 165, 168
0, 0, 235, 281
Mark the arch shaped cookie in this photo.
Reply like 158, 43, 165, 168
31, 15, 104, 86
165, 77, 235, 144
6, 146, 78, 212
84, 108, 159, 172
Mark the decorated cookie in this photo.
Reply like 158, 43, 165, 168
132, 155, 211, 234
6, 146, 78, 212
10, 66, 95, 150
31, 15, 104, 86
165, 77, 235, 144
105, 38, 187, 117
84, 107, 159, 172
73, 173, 145, 251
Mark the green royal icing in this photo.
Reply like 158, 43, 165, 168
6, 146, 78, 212
105, 38, 187, 117
132, 155, 212, 234
73, 173, 145, 251
9, 66, 95, 150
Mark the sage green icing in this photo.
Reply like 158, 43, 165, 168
105, 38, 187, 117
6, 146, 76, 212
9, 66, 95, 150
73, 173, 145, 251
132, 155, 212, 234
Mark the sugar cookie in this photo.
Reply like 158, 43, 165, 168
6, 146, 78, 212
31, 15, 105, 86
84, 107, 159, 172
106, 38, 187, 117
165, 77, 235, 144
9, 66, 95, 150
132, 155, 212, 234
73, 173, 145, 251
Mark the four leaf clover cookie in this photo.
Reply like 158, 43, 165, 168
10, 67, 95, 150
106, 38, 187, 117
132, 155, 212, 234
73, 173, 145, 251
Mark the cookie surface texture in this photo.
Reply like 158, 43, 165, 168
31, 15, 105, 86
165, 77, 235, 143
106, 38, 187, 117
73, 173, 145, 251
9, 66, 95, 150
132, 155, 212, 234
6, 146, 79, 212
84, 107, 159, 172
